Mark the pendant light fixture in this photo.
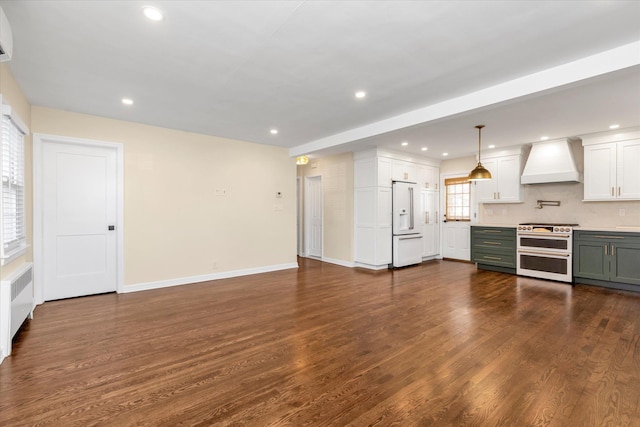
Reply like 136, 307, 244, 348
468, 125, 492, 181
296, 155, 309, 165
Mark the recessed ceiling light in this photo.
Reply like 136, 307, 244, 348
270, 129, 278, 135
609, 124, 620, 129
540, 136, 549, 141
401, 141, 408, 146
488, 144, 495, 149
142, 6, 164, 21
421, 147, 428, 151
355, 91, 366, 99
442, 152, 448, 157
122, 98, 134, 105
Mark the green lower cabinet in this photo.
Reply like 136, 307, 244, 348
574, 240, 608, 281
573, 231, 640, 291
471, 226, 516, 274
611, 242, 640, 285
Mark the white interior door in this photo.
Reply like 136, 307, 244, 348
305, 176, 322, 258
43, 142, 117, 301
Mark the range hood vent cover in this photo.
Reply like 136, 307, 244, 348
521, 138, 581, 184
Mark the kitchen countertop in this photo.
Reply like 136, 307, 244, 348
575, 226, 640, 233
472, 224, 640, 233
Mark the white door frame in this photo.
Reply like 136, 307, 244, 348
33, 133, 125, 305
296, 176, 304, 257
304, 175, 323, 258
439, 171, 478, 260
439, 170, 481, 226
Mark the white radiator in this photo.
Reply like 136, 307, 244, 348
1, 262, 34, 360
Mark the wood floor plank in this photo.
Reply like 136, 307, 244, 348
2, 258, 640, 426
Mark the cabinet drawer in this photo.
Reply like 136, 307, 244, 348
472, 236, 515, 250
574, 231, 640, 245
472, 226, 516, 237
473, 252, 515, 268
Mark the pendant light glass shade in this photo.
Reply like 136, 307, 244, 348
296, 155, 309, 165
468, 125, 492, 181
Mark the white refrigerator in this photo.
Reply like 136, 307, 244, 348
391, 181, 423, 268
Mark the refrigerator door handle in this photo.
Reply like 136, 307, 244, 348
409, 187, 414, 230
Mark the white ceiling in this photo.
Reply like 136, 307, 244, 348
2, 0, 640, 161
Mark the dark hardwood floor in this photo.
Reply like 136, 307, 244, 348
1, 258, 639, 426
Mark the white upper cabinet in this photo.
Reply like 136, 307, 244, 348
475, 148, 525, 203
583, 130, 640, 201
417, 164, 438, 190
584, 143, 616, 200
619, 139, 640, 199
391, 159, 417, 182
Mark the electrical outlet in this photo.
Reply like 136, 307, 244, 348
215, 188, 227, 196
619, 209, 626, 216
212, 261, 218, 270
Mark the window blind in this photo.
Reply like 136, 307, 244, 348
1, 112, 26, 256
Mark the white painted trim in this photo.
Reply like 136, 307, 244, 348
0, 95, 30, 135
304, 174, 323, 258
321, 257, 355, 268
354, 262, 389, 270
581, 127, 640, 146
290, 41, 640, 157
123, 262, 299, 293
296, 176, 304, 257
33, 133, 125, 304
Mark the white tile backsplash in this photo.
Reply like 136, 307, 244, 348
479, 180, 640, 227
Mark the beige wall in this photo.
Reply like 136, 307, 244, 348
297, 153, 354, 263
32, 107, 297, 287
439, 155, 475, 176
441, 142, 640, 227
0, 64, 32, 279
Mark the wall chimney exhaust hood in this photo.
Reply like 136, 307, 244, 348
520, 138, 581, 184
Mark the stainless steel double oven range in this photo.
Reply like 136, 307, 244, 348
516, 223, 578, 283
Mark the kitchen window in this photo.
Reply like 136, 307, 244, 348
445, 177, 471, 221
1, 99, 28, 265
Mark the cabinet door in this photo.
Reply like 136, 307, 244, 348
573, 239, 609, 280
610, 242, 640, 285
584, 143, 616, 200
421, 190, 439, 257
495, 156, 521, 202
424, 166, 438, 190
475, 158, 498, 203
392, 160, 412, 181
618, 139, 640, 199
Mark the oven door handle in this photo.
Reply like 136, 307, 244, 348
518, 249, 571, 257
517, 233, 571, 238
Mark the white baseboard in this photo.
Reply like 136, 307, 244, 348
321, 257, 355, 268
122, 262, 299, 294
354, 262, 390, 270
